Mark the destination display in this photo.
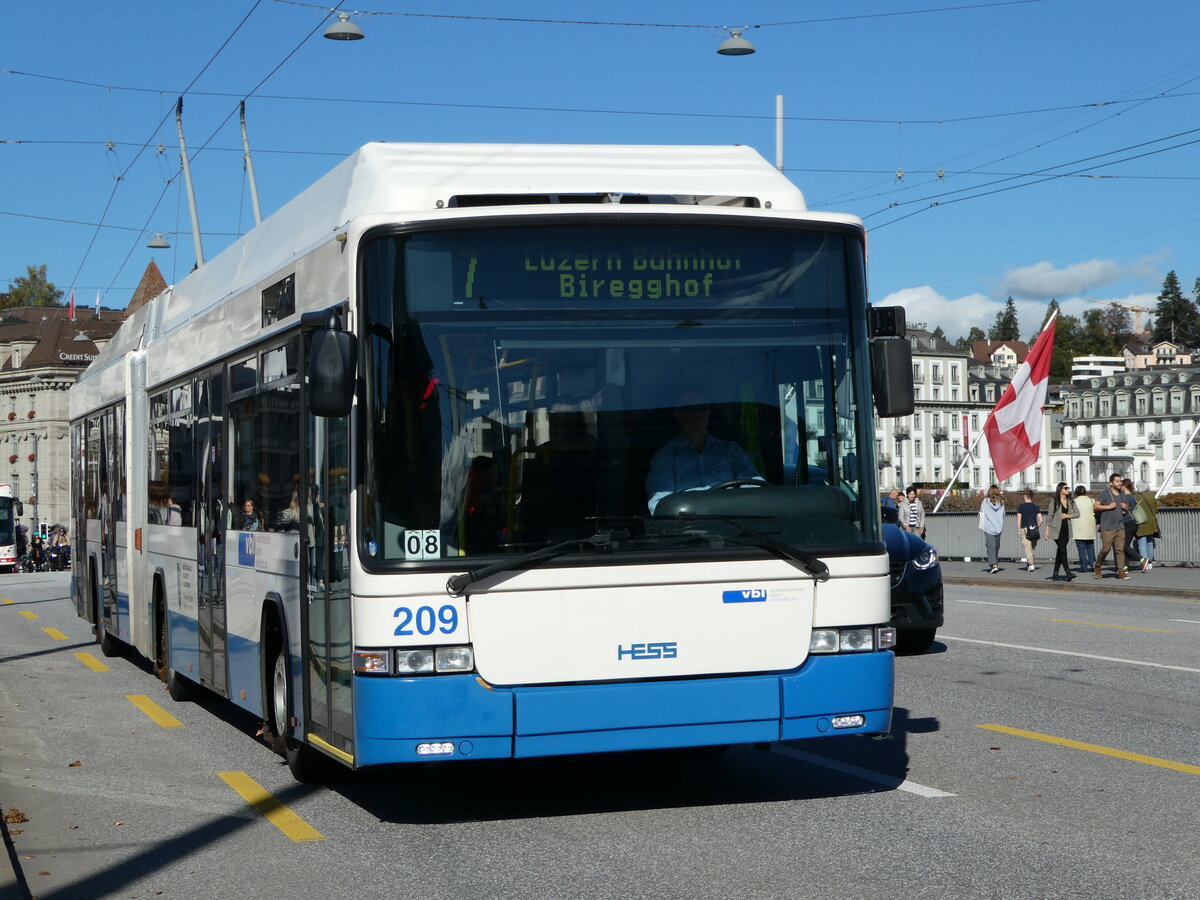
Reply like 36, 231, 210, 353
521, 248, 741, 301
402, 225, 848, 311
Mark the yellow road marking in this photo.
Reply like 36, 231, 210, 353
19, 609, 37, 620
43, 627, 68, 640
1047, 618, 1173, 633
1, 597, 13, 604
1165, 598, 1200, 606
979, 725, 1200, 776
126, 694, 184, 728
75, 652, 110, 672
217, 772, 325, 842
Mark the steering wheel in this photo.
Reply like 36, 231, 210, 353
710, 479, 767, 490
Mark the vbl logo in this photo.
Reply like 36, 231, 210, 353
722, 587, 767, 603
617, 641, 678, 660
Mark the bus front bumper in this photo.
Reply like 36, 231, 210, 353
352, 650, 894, 766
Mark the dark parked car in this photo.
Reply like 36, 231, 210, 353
882, 507, 943, 653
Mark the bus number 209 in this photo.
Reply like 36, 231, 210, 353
393, 604, 459, 636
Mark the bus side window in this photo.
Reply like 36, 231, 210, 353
260, 385, 300, 532
167, 410, 194, 527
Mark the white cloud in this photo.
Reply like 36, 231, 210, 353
879, 285, 1047, 339
994, 259, 1124, 300
880, 284, 1165, 342
991, 253, 1168, 301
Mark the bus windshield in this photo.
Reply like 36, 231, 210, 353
360, 221, 878, 565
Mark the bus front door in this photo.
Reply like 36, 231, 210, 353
302, 408, 353, 762
196, 369, 228, 695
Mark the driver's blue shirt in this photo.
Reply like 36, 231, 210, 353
646, 433, 761, 514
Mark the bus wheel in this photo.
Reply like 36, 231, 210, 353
159, 601, 196, 702
97, 623, 122, 658
270, 647, 335, 783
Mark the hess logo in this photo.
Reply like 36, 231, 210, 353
617, 641, 678, 660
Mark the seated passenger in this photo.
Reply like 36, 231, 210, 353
240, 498, 261, 532
645, 389, 763, 514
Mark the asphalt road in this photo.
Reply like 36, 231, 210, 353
2, 573, 1198, 900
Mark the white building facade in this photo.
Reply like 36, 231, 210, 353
1056, 369, 1200, 492
876, 332, 1200, 495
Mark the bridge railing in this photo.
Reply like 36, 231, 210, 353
923, 509, 1199, 566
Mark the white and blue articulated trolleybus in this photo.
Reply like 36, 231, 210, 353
70, 143, 914, 781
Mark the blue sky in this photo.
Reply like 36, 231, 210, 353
3, 0, 1199, 342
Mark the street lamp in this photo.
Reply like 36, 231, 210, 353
717, 28, 756, 55
324, 12, 365, 40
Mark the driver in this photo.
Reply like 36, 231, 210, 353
645, 388, 763, 514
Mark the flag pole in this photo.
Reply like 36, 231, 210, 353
1156, 419, 1200, 498
931, 430, 986, 513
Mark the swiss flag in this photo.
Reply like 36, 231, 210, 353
983, 315, 1056, 482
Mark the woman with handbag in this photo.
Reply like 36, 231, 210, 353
1016, 489, 1044, 572
1044, 481, 1079, 581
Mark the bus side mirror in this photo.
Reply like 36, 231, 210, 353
871, 337, 914, 418
14, 500, 23, 517
309, 325, 358, 418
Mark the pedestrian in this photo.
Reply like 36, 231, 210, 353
883, 489, 902, 525
1044, 481, 1078, 581
1094, 473, 1131, 580
1133, 483, 1160, 572
898, 485, 926, 537
1072, 485, 1096, 573
979, 484, 1006, 574
1016, 489, 1043, 572
1122, 478, 1139, 565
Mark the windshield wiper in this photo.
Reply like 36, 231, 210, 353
655, 512, 830, 581
446, 530, 625, 596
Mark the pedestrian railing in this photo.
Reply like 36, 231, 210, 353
923, 509, 1199, 566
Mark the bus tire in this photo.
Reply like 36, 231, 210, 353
98, 624, 122, 658
269, 645, 335, 783
92, 566, 120, 657
158, 594, 197, 702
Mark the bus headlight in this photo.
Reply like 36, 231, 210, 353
810, 627, 886, 654
839, 628, 875, 652
809, 629, 839, 654
395, 649, 435, 674
435, 646, 475, 672
386, 646, 476, 675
